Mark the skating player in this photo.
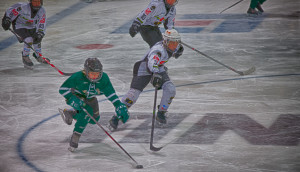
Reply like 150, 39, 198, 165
109, 29, 183, 130
59, 58, 129, 151
129, 0, 179, 48
2, 0, 49, 69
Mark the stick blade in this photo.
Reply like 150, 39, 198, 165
150, 144, 163, 152
239, 66, 256, 76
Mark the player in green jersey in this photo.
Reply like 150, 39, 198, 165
58, 58, 129, 152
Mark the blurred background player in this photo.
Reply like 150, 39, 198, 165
58, 58, 129, 152
247, 0, 267, 15
109, 29, 183, 130
129, 0, 179, 48
2, 0, 49, 69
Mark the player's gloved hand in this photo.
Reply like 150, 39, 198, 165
151, 73, 163, 88
174, 44, 184, 59
2, 16, 11, 31
33, 31, 44, 43
66, 95, 86, 111
115, 103, 129, 123
129, 21, 141, 37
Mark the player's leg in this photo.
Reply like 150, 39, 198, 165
156, 72, 176, 124
247, 0, 259, 15
14, 28, 34, 69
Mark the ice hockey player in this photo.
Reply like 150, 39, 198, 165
58, 58, 129, 152
109, 29, 183, 130
1, 0, 49, 69
247, 0, 267, 15
129, 0, 179, 48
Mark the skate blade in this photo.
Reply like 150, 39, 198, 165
24, 65, 33, 70
58, 108, 67, 124
107, 124, 117, 132
68, 146, 76, 152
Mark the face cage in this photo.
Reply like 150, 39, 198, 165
165, 0, 178, 8
85, 70, 103, 83
30, 0, 43, 10
163, 39, 180, 53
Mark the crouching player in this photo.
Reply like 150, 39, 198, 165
58, 58, 129, 152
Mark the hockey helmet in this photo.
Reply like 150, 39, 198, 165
163, 29, 181, 53
84, 58, 103, 82
164, 0, 178, 8
29, 0, 43, 11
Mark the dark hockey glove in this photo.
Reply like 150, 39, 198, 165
129, 21, 141, 37
151, 73, 163, 88
33, 31, 44, 44
2, 15, 11, 31
66, 95, 86, 111
174, 44, 184, 59
115, 103, 129, 123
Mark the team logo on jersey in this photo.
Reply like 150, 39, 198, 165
145, 8, 152, 15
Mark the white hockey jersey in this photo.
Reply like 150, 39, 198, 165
135, 41, 177, 76
135, 0, 176, 29
5, 2, 46, 34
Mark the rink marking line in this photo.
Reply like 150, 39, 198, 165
17, 73, 300, 172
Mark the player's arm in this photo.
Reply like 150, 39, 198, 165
2, 4, 22, 30
33, 9, 46, 43
59, 74, 85, 110
164, 7, 176, 29
129, 2, 157, 37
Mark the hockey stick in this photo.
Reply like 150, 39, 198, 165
150, 86, 163, 151
8, 28, 74, 76
219, 0, 244, 14
81, 108, 143, 169
181, 42, 255, 76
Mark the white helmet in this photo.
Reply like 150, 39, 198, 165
163, 29, 181, 53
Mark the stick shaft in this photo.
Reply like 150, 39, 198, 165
9, 28, 73, 76
82, 108, 139, 165
219, 0, 244, 14
181, 42, 243, 75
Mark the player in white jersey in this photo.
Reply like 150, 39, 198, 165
129, 0, 179, 48
109, 29, 184, 130
2, 0, 49, 69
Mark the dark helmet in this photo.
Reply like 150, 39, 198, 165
164, 0, 178, 9
84, 58, 103, 82
29, 0, 43, 11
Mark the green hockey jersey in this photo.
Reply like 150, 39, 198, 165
59, 71, 121, 107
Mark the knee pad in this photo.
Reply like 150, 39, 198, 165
162, 81, 176, 98
121, 88, 141, 108
22, 37, 33, 56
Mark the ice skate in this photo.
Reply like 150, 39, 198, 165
247, 7, 259, 16
58, 108, 75, 125
33, 53, 50, 64
256, 3, 264, 14
108, 115, 119, 131
156, 110, 167, 124
68, 132, 81, 152
22, 54, 34, 70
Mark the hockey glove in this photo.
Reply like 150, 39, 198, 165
129, 21, 141, 37
174, 44, 184, 59
115, 103, 129, 123
151, 73, 163, 88
2, 15, 11, 31
66, 95, 86, 111
33, 31, 44, 44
